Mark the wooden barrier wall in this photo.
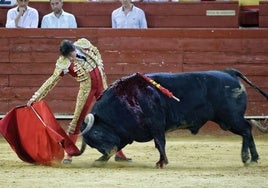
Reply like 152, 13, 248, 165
0, 28, 268, 117
259, 1, 268, 27
0, 1, 239, 28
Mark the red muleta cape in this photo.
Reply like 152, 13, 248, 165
0, 100, 80, 166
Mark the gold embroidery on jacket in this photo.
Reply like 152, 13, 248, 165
68, 78, 91, 133
56, 56, 71, 73
73, 59, 90, 82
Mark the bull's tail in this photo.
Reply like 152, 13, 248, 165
250, 119, 268, 133
225, 68, 268, 133
225, 68, 268, 100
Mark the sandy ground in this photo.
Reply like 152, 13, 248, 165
0, 133, 268, 188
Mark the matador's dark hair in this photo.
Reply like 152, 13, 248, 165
59, 40, 75, 57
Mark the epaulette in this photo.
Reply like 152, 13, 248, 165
56, 56, 71, 73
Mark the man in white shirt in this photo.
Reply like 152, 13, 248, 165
41, 0, 77, 28
5, 0, 39, 28
111, 0, 147, 29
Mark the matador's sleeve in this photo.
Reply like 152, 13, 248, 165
30, 56, 70, 102
33, 68, 63, 101
98, 66, 108, 90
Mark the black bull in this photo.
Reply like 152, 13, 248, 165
79, 69, 268, 168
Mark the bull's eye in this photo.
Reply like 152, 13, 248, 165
93, 131, 98, 136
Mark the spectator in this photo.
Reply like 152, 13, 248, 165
41, 0, 77, 28
111, 0, 147, 28
142, 0, 170, 1
5, 0, 39, 28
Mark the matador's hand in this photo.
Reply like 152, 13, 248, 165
27, 99, 34, 107
27, 92, 39, 106
67, 123, 76, 134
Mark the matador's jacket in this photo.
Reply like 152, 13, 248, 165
30, 38, 107, 134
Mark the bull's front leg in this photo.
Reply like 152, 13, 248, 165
95, 154, 111, 162
93, 146, 117, 166
91, 155, 111, 167
154, 139, 168, 168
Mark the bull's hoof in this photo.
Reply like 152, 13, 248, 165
156, 161, 168, 169
156, 159, 168, 169
244, 161, 258, 167
96, 155, 110, 162
156, 163, 166, 169
115, 156, 133, 162
92, 160, 107, 167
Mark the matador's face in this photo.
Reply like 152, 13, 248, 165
67, 50, 76, 61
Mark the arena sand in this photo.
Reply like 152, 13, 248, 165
0, 133, 268, 188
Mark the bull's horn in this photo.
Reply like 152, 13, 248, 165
79, 113, 94, 136
250, 119, 268, 133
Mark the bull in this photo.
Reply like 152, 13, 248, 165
79, 69, 268, 168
